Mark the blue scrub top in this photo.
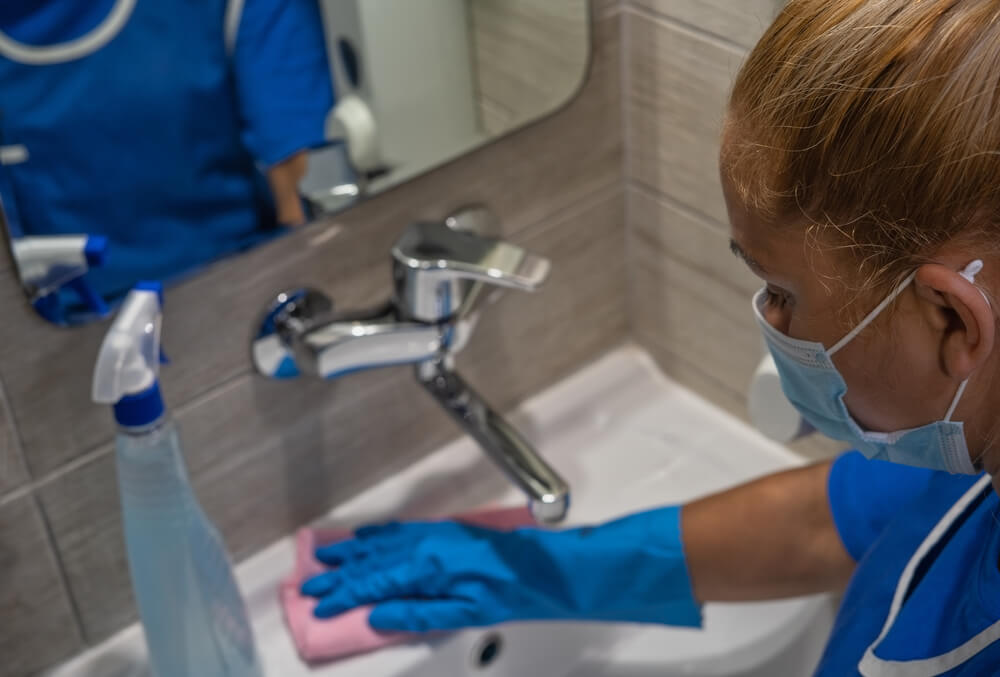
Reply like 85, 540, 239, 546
817, 451, 1000, 675
0, 0, 334, 313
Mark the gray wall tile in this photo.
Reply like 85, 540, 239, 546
470, 1, 590, 135
628, 185, 758, 297
0, 213, 13, 275
39, 184, 626, 643
34, 453, 121, 645
631, 0, 781, 48
0, 377, 27, 496
626, 9, 744, 225
0, 493, 82, 677
0, 14, 622, 479
628, 185, 761, 394
594, 0, 620, 17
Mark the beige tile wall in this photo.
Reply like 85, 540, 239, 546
469, 0, 590, 136
623, 1, 841, 461
0, 378, 27, 495
633, 0, 784, 48
0, 5, 623, 672
0, 494, 83, 676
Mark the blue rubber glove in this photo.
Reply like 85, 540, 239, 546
300, 506, 702, 632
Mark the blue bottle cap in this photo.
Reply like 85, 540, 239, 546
113, 382, 165, 427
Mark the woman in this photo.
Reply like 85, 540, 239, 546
0, 0, 333, 315
301, 1, 1000, 673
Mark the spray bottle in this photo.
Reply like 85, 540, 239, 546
92, 282, 263, 677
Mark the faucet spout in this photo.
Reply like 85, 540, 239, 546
416, 359, 570, 524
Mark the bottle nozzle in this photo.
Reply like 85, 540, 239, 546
93, 282, 164, 407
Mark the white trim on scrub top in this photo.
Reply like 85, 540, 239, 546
0, 0, 136, 65
859, 474, 1000, 676
224, 0, 246, 56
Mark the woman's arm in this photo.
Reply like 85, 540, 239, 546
266, 151, 309, 226
232, 0, 333, 225
299, 461, 858, 631
683, 461, 855, 602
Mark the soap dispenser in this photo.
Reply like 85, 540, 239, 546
93, 282, 263, 677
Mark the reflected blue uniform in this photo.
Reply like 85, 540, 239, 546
0, 0, 333, 307
818, 451, 1000, 675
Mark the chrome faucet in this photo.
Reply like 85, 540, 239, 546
251, 208, 570, 523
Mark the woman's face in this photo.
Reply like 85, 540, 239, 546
720, 172, 976, 454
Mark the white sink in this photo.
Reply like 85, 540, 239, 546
48, 345, 836, 677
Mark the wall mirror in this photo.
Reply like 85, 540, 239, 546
0, 0, 590, 325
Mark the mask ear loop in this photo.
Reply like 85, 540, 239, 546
943, 259, 986, 423
828, 271, 918, 356
944, 380, 969, 422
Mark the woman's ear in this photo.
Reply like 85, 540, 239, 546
914, 262, 994, 380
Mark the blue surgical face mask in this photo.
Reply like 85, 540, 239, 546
752, 260, 988, 475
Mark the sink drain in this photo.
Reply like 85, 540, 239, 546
472, 632, 504, 669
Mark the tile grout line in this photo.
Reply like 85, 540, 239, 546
0, 374, 29, 494
630, 176, 730, 232
522, 177, 625, 241
640, 334, 749, 408
31, 490, 89, 648
26, 441, 114, 492
620, 7, 640, 339
597, 1, 623, 20
632, 220, 760, 310
626, 182, 762, 302
0, 370, 75, 647
0, 483, 31, 509
620, 6, 633, 186
626, 2, 751, 55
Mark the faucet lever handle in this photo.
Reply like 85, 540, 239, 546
392, 221, 550, 292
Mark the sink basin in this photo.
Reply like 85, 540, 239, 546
47, 345, 837, 677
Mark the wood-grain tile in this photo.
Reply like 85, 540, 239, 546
34, 451, 123, 644
0, 213, 14, 275
594, 0, 620, 17
631, 0, 780, 48
626, 10, 744, 225
470, 0, 590, 135
632, 254, 761, 399
627, 186, 758, 297
0, 377, 27, 496
628, 184, 761, 393
0, 494, 82, 676
38, 187, 627, 644
0, 14, 622, 479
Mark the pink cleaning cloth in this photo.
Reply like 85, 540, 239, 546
280, 506, 535, 664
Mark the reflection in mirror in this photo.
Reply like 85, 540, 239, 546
0, 0, 589, 325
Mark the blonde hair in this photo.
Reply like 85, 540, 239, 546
724, 0, 1000, 292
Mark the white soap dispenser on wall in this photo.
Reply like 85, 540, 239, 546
748, 353, 814, 444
